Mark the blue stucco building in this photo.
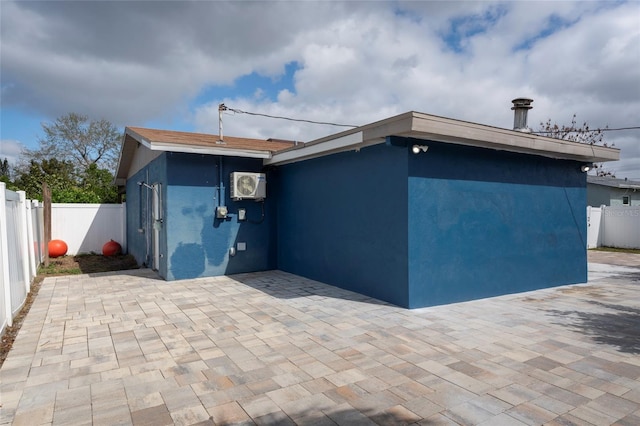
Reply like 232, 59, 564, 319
115, 110, 619, 308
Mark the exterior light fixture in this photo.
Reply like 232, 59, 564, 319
412, 144, 429, 154
580, 164, 592, 173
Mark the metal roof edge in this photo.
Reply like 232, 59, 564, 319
408, 112, 620, 163
265, 112, 414, 166
265, 111, 620, 166
587, 175, 640, 189
264, 132, 367, 166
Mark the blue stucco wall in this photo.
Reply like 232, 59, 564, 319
126, 154, 168, 276
276, 143, 410, 307
164, 153, 276, 280
406, 139, 587, 308
125, 136, 588, 309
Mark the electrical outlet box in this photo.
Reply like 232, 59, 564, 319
238, 208, 246, 221
237, 242, 246, 251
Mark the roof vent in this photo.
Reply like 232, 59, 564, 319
511, 98, 533, 132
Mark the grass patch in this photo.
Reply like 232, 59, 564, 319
39, 254, 139, 276
590, 247, 640, 255
38, 264, 82, 275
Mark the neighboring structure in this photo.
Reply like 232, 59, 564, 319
587, 175, 640, 206
115, 107, 619, 308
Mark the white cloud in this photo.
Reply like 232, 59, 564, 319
195, 1, 639, 178
2, 1, 639, 177
0, 139, 25, 166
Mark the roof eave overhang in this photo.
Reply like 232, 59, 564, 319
263, 131, 375, 166
149, 142, 272, 159
128, 126, 272, 159
265, 111, 620, 166
114, 127, 273, 185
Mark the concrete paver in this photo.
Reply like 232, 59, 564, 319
1, 256, 640, 425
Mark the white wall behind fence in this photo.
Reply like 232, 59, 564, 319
587, 206, 602, 249
51, 203, 126, 255
601, 206, 640, 249
587, 205, 640, 249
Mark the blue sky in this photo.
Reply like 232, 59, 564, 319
1, 0, 639, 178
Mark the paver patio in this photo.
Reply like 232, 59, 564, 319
1, 252, 639, 425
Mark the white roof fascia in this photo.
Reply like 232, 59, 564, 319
149, 142, 271, 159
408, 113, 619, 162
264, 131, 366, 166
124, 128, 153, 149
265, 112, 619, 166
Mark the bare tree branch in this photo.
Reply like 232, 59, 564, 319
537, 114, 615, 177
32, 113, 121, 172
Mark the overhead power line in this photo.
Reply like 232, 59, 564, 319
218, 104, 639, 133
219, 104, 358, 128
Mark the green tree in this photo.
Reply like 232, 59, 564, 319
17, 113, 122, 203
13, 159, 118, 203
14, 158, 79, 202
0, 158, 10, 180
81, 164, 118, 203
0, 157, 19, 191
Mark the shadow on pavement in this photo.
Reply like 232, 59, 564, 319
209, 404, 429, 425
547, 300, 640, 354
232, 272, 394, 308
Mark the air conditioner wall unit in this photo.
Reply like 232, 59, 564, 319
230, 172, 266, 200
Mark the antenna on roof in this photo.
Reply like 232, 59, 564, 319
217, 103, 227, 144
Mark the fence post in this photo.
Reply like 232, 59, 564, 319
43, 183, 51, 267
25, 200, 37, 279
601, 205, 607, 247
18, 191, 31, 294
121, 202, 127, 253
32, 200, 43, 265
0, 182, 12, 328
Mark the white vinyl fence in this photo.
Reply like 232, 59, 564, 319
1, 184, 126, 335
52, 203, 126, 255
587, 205, 640, 249
1, 183, 44, 334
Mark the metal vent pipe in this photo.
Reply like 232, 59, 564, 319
511, 98, 533, 132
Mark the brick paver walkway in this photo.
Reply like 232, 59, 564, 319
1, 260, 639, 425
588, 250, 640, 268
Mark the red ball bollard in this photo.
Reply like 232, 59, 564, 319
48, 239, 68, 258
102, 240, 122, 256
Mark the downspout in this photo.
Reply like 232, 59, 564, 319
145, 169, 150, 266
218, 156, 224, 208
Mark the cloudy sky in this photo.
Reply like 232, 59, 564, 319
1, 0, 639, 178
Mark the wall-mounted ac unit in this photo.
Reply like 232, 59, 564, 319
230, 172, 266, 200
